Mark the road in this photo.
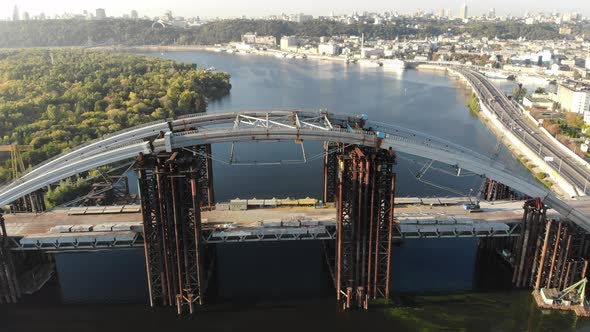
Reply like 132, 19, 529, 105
456, 67, 590, 197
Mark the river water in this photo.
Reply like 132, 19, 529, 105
3, 52, 588, 331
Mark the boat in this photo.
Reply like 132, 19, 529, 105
482, 71, 515, 80
358, 59, 381, 67
285, 54, 295, 59
381, 59, 406, 70
213, 48, 224, 53
226, 49, 235, 54
274, 53, 286, 58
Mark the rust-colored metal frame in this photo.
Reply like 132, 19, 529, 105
335, 146, 396, 309
136, 149, 213, 315
0, 211, 20, 304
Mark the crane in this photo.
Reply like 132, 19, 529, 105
0, 144, 31, 181
557, 278, 587, 306
0, 144, 44, 213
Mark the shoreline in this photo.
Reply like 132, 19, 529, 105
94, 44, 350, 64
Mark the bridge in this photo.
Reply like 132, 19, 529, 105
0, 109, 588, 229
2, 68, 590, 312
2, 198, 533, 251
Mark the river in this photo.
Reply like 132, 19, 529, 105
3, 51, 587, 331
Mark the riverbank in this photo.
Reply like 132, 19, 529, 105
93, 44, 350, 64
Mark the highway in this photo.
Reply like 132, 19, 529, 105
456, 67, 590, 197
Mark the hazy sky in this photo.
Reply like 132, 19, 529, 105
3, 0, 590, 19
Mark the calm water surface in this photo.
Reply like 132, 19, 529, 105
4, 52, 586, 331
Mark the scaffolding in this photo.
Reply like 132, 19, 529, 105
334, 146, 397, 309
136, 145, 215, 315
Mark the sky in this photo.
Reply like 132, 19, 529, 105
2, 0, 590, 19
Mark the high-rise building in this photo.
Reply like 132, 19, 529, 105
489, 8, 496, 19
12, 5, 19, 21
22, 12, 29, 20
459, 4, 468, 20
131, 10, 138, 19
444, 8, 452, 18
95, 8, 106, 20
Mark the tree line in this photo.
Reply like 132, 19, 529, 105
0, 49, 231, 182
0, 19, 579, 48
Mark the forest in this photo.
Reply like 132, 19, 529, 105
0, 18, 580, 48
0, 49, 232, 182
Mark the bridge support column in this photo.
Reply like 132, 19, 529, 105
335, 146, 396, 309
194, 144, 215, 209
482, 178, 518, 201
512, 199, 546, 288
323, 142, 341, 204
0, 211, 20, 304
10, 189, 45, 214
136, 149, 214, 315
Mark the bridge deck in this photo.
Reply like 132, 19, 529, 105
1, 199, 538, 251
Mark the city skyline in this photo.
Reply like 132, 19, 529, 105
2, 0, 590, 20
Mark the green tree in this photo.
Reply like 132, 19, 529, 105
565, 113, 584, 129
0, 49, 232, 182
512, 86, 527, 101
178, 90, 194, 113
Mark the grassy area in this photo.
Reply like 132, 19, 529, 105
467, 93, 481, 114
515, 156, 553, 189
382, 291, 574, 332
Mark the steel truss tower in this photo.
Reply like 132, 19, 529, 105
136, 145, 215, 315
0, 212, 20, 304
335, 146, 397, 309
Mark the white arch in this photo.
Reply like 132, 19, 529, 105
1, 111, 588, 230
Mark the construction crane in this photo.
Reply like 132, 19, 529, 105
557, 278, 587, 306
0, 144, 44, 213
0, 144, 31, 181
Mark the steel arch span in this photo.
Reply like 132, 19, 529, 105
0, 110, 588, 230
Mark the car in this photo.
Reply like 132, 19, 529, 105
463, 203, 480, 210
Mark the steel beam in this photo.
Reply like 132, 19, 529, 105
335, 146, 396, 309
136, 149, 213, 315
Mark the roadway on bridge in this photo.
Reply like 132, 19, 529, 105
3, 200, 537, 239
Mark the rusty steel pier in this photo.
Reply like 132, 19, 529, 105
479, 198, 590, 293
330, 145, 397, 309
136, 145, 215, 315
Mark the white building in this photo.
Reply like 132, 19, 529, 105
242, 33, 276, 46
95, 8, 106, 20
280, 36, 299, 51
557, 83, 590, 115
459, 4, 468, 20
361, 48, 384, 59
318, 43, 340, 56
586, 57, 590, 70
584, 111, 590, 125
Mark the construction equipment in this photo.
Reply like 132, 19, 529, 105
0, 144, 31, 180
0, 144, 44, 213
557, 278, 587, 306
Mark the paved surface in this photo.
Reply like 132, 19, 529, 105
458, 67, 590, 196
2, 199, 535, 238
